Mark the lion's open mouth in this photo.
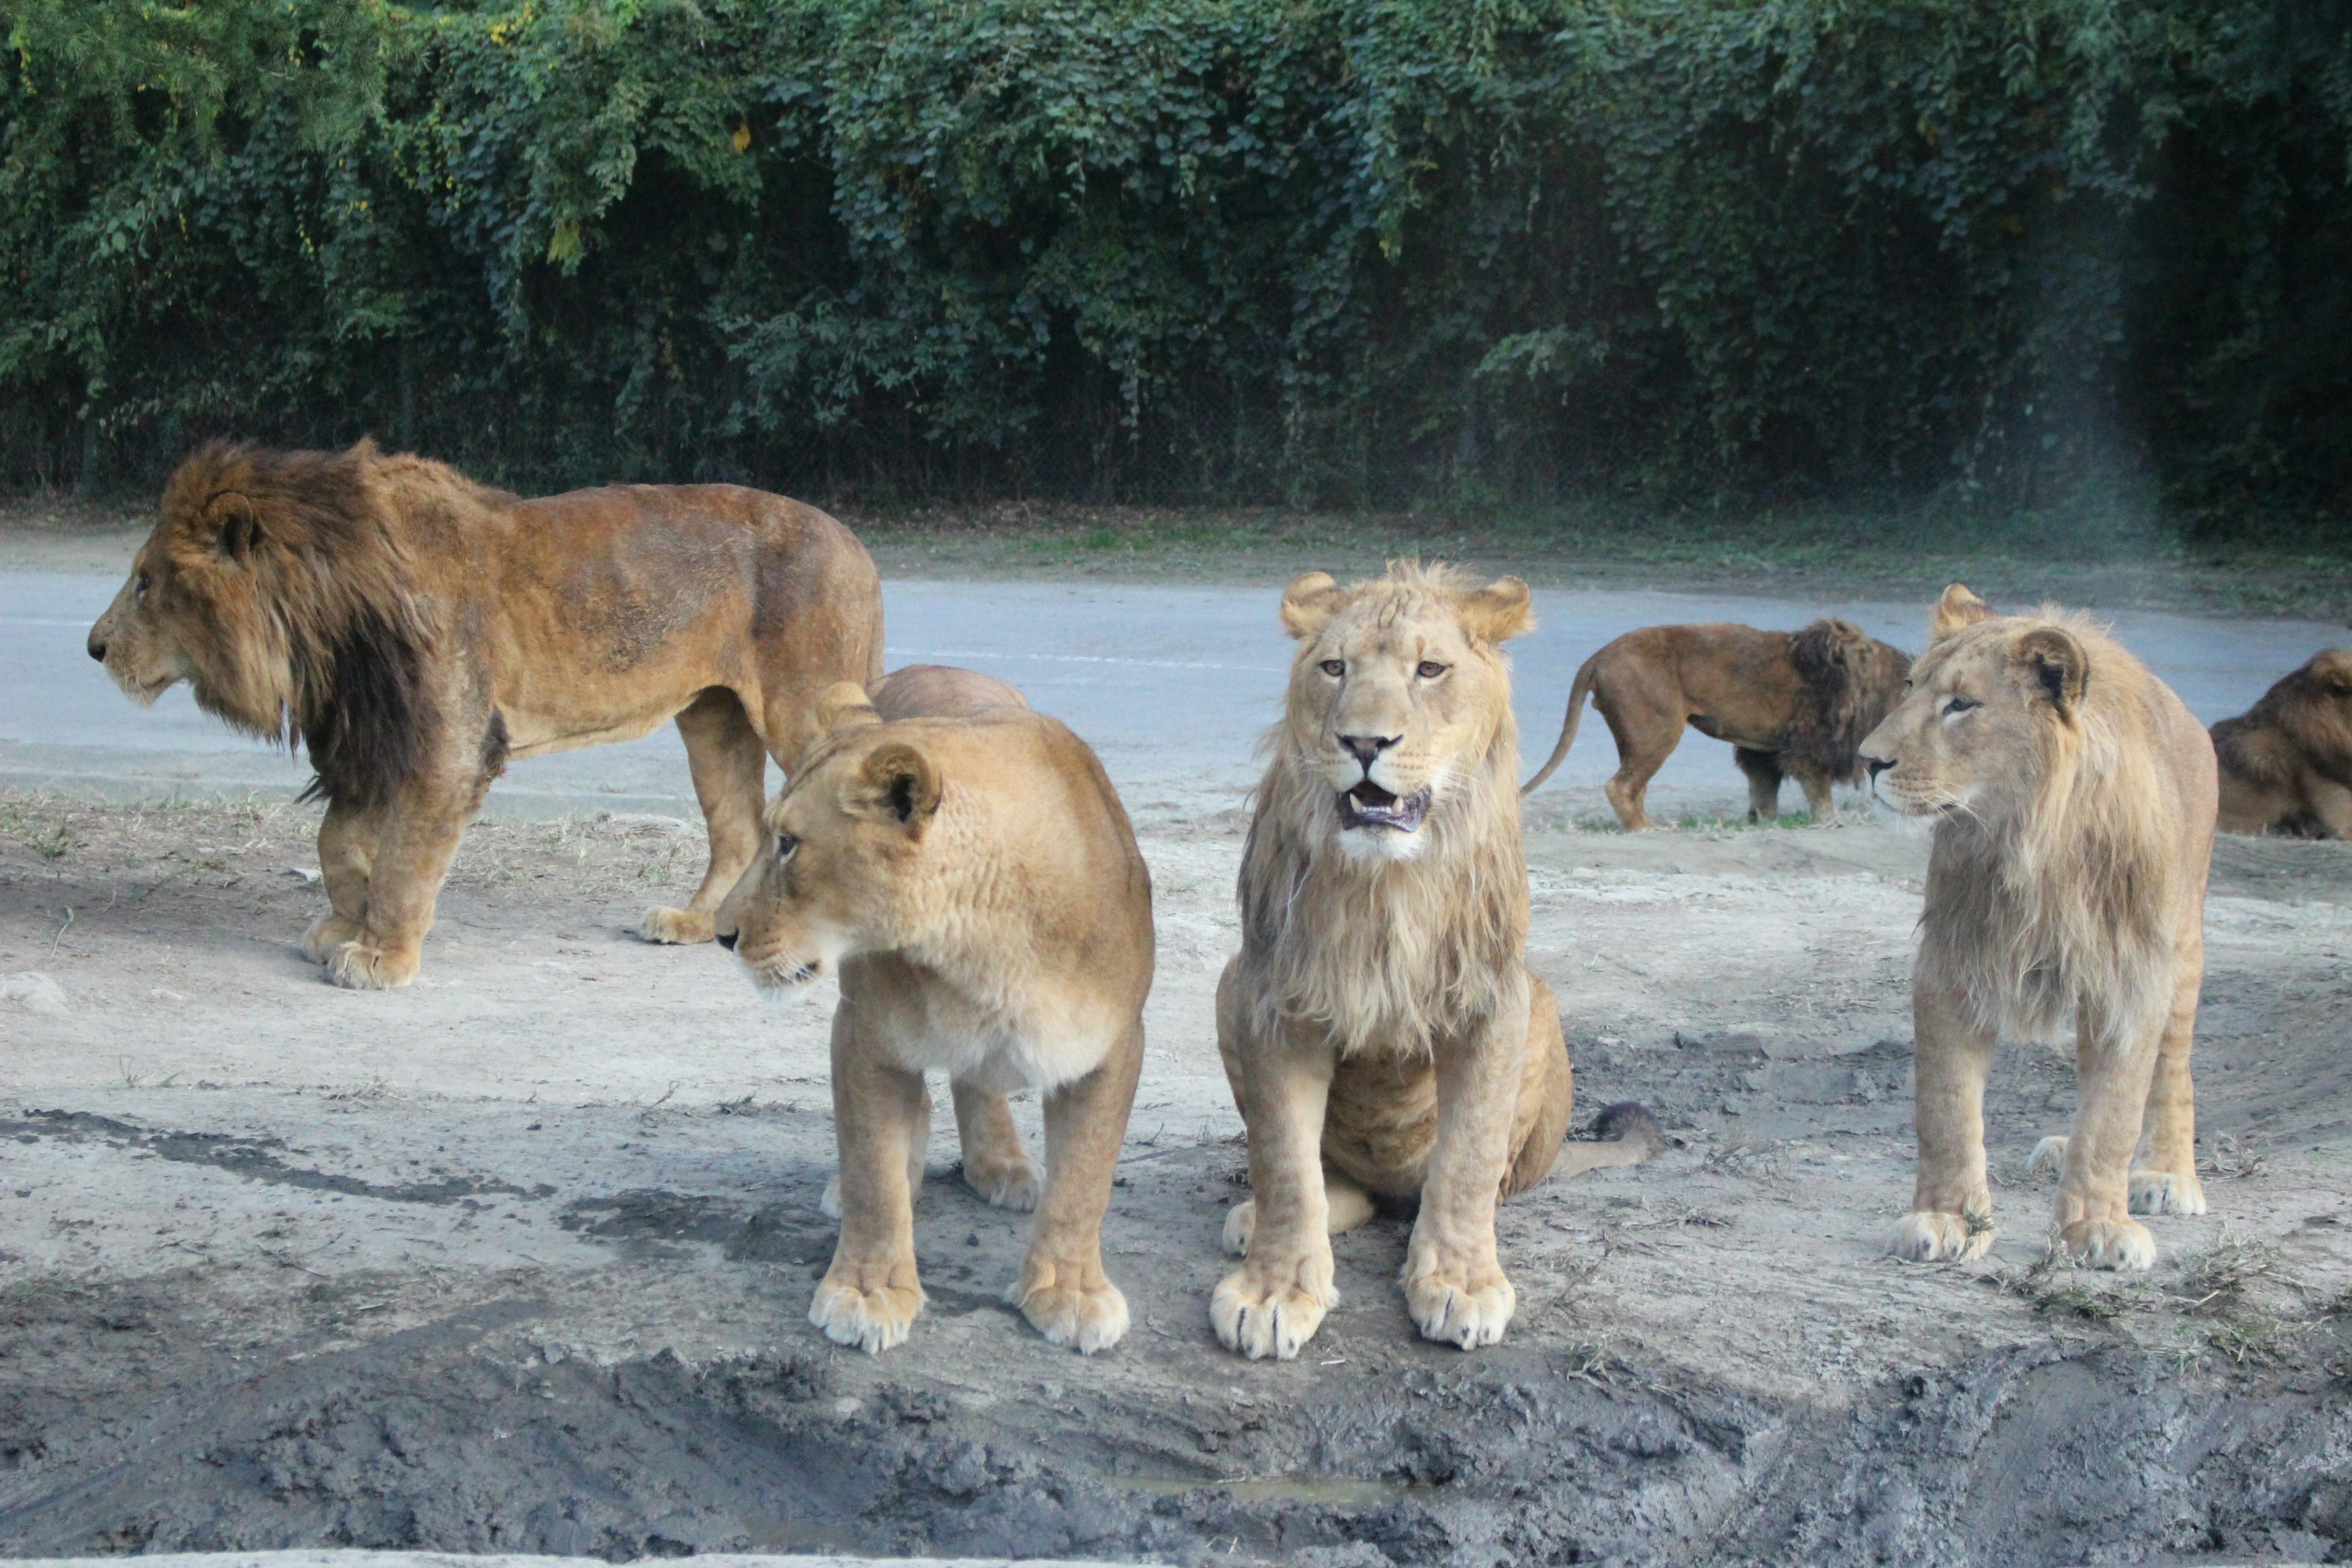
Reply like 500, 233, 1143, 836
1336, 780, 1432, 833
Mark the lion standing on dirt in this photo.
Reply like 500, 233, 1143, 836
86, 440, 881, 989
1212, 564, 1659, 1362
715, 669, 1152, 1357
1861, 585, 2216, 1271
1523, 619, 1911, 829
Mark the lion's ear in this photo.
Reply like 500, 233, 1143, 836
202, 493, 264, 562
1279, 572, 1344, 639
2015, 626, 2088, 720
1460, 576, 1535, 643
2313, 650, 2352, 695
848, 741, 941, 835
814, 681, 881, 734
1929, 583, 1995, 643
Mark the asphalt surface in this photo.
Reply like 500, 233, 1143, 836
2, 570, 2340, 823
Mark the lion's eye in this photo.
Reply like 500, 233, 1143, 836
774, 832, 800, 862
1942, 696, 1979, 718
135, 571, 151, 600
1319, 660, 1344, 677
1415, 660, 1448, 679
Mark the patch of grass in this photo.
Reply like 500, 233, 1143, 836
2177, 1235, 2284, 1309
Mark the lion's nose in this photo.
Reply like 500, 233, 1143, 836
1864, 755, 1894, 780
1338, 734, 1397, 768
86, 633, 107, 662
715, 928, 738, 952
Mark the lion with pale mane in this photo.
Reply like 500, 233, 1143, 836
1212, 563, 1659, 1362
714, 666, 1152, 1357
2210, 649, 2352, 839
1860, 584, 2215, 1271
1523, 619, 1912, 829
86, 440, 881, 988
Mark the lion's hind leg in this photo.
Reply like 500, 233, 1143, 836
1733, 748, 1785, 826
304, 799, 374, 962
1594, 685, 1680, 832
643, 688, 767, 945
952, 1078, 1043, 1212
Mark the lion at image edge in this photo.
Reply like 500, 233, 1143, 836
1212, 562, 1662, 1362
84, 439, 883, 989
2210, 648, 2352, 839
1860, 584, 2216, 1271
713, 665, 1153, 1357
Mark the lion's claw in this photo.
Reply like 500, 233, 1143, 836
1888, 1208, 1994, 1262
638, 905, 713, 945
2128, 1168, 2206, 1216
302, 914, 364, 964
1211, 1261, 1334, 1360
1403, 1267, 1515, 1349
2055, 1217, 2155, 1270
964, 1156, 1043, 1213
324, 940, 418, 990
1009, 1261, 1128, 1354
810, 1265, 924, 1354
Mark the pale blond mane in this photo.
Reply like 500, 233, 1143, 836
1918, 607, 2184, 1047
1236, 563, 1527, 1054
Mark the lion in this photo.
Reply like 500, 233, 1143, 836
85, 440, 882, 989
1523, 619, 1912, 830
2211, 649, 2352, 839
713, 669, 1152, 1357
1210, 564, 1661, 1362
1860, 584, 2216, 1272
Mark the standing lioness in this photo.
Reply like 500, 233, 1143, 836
715, 674, 1152, 1355
1861, 585, 2216, 1270
1212, 564, 1658, 1362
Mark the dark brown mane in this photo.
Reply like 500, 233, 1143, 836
1782, 618, 1913, 782
160, 440, 437, 811
2215, 649, 2352, 788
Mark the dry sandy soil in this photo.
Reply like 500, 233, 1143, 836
1, 794, 2348, 1566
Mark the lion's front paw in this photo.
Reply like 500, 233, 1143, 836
2026, 1136, 2069, 1176
324, 941, 419, 990
963, 1153, 1042, 1212
2055, 1216, 2155, 1271
1888, 1209, 1994, 1262
810, 1261, 924, 1354
1210, 1257, 1335, 1361
1009, 1259, 1128, 1354
639, 905, 714, 945
1221, 1199, 1256, 1257
303, 914, 363, 964
1403, 1262, 1516, 1349
2128, 1168, 2206, 1216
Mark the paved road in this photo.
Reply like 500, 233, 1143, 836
2, 571, 2340, 823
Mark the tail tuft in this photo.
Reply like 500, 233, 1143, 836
1589, 1101, 1665, 1159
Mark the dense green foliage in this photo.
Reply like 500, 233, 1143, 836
4, 0, 2349, 522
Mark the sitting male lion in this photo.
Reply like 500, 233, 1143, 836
1861, 585, 2215, 1271
2211, 649, 2352, 838
86, 440, 881, 989
1212, 564, 1659, 1362
1523, 620, 1912, 829
714, 670, 1152, 1356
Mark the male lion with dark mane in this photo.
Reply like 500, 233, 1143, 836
1861, 585, 2215, 1271
2211, 649, 2352, 839
1212, 564, 1659, 1362
87, 440, 882, 989
1523, 619, 1911, 829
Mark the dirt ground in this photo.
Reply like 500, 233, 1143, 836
1, 793, 2348, 1567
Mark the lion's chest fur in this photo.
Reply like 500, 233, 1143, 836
841, 950, 1126, 1093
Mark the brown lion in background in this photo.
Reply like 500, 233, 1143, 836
2211, 649, 2352, 839
1521, 619, 1912, 830
87, 440, 883, 988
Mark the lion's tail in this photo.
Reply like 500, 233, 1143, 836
1521, 652, 1602, 796
1550, 1102, 1666, 1180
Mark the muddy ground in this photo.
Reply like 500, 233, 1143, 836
1, 797, 2349, 1567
